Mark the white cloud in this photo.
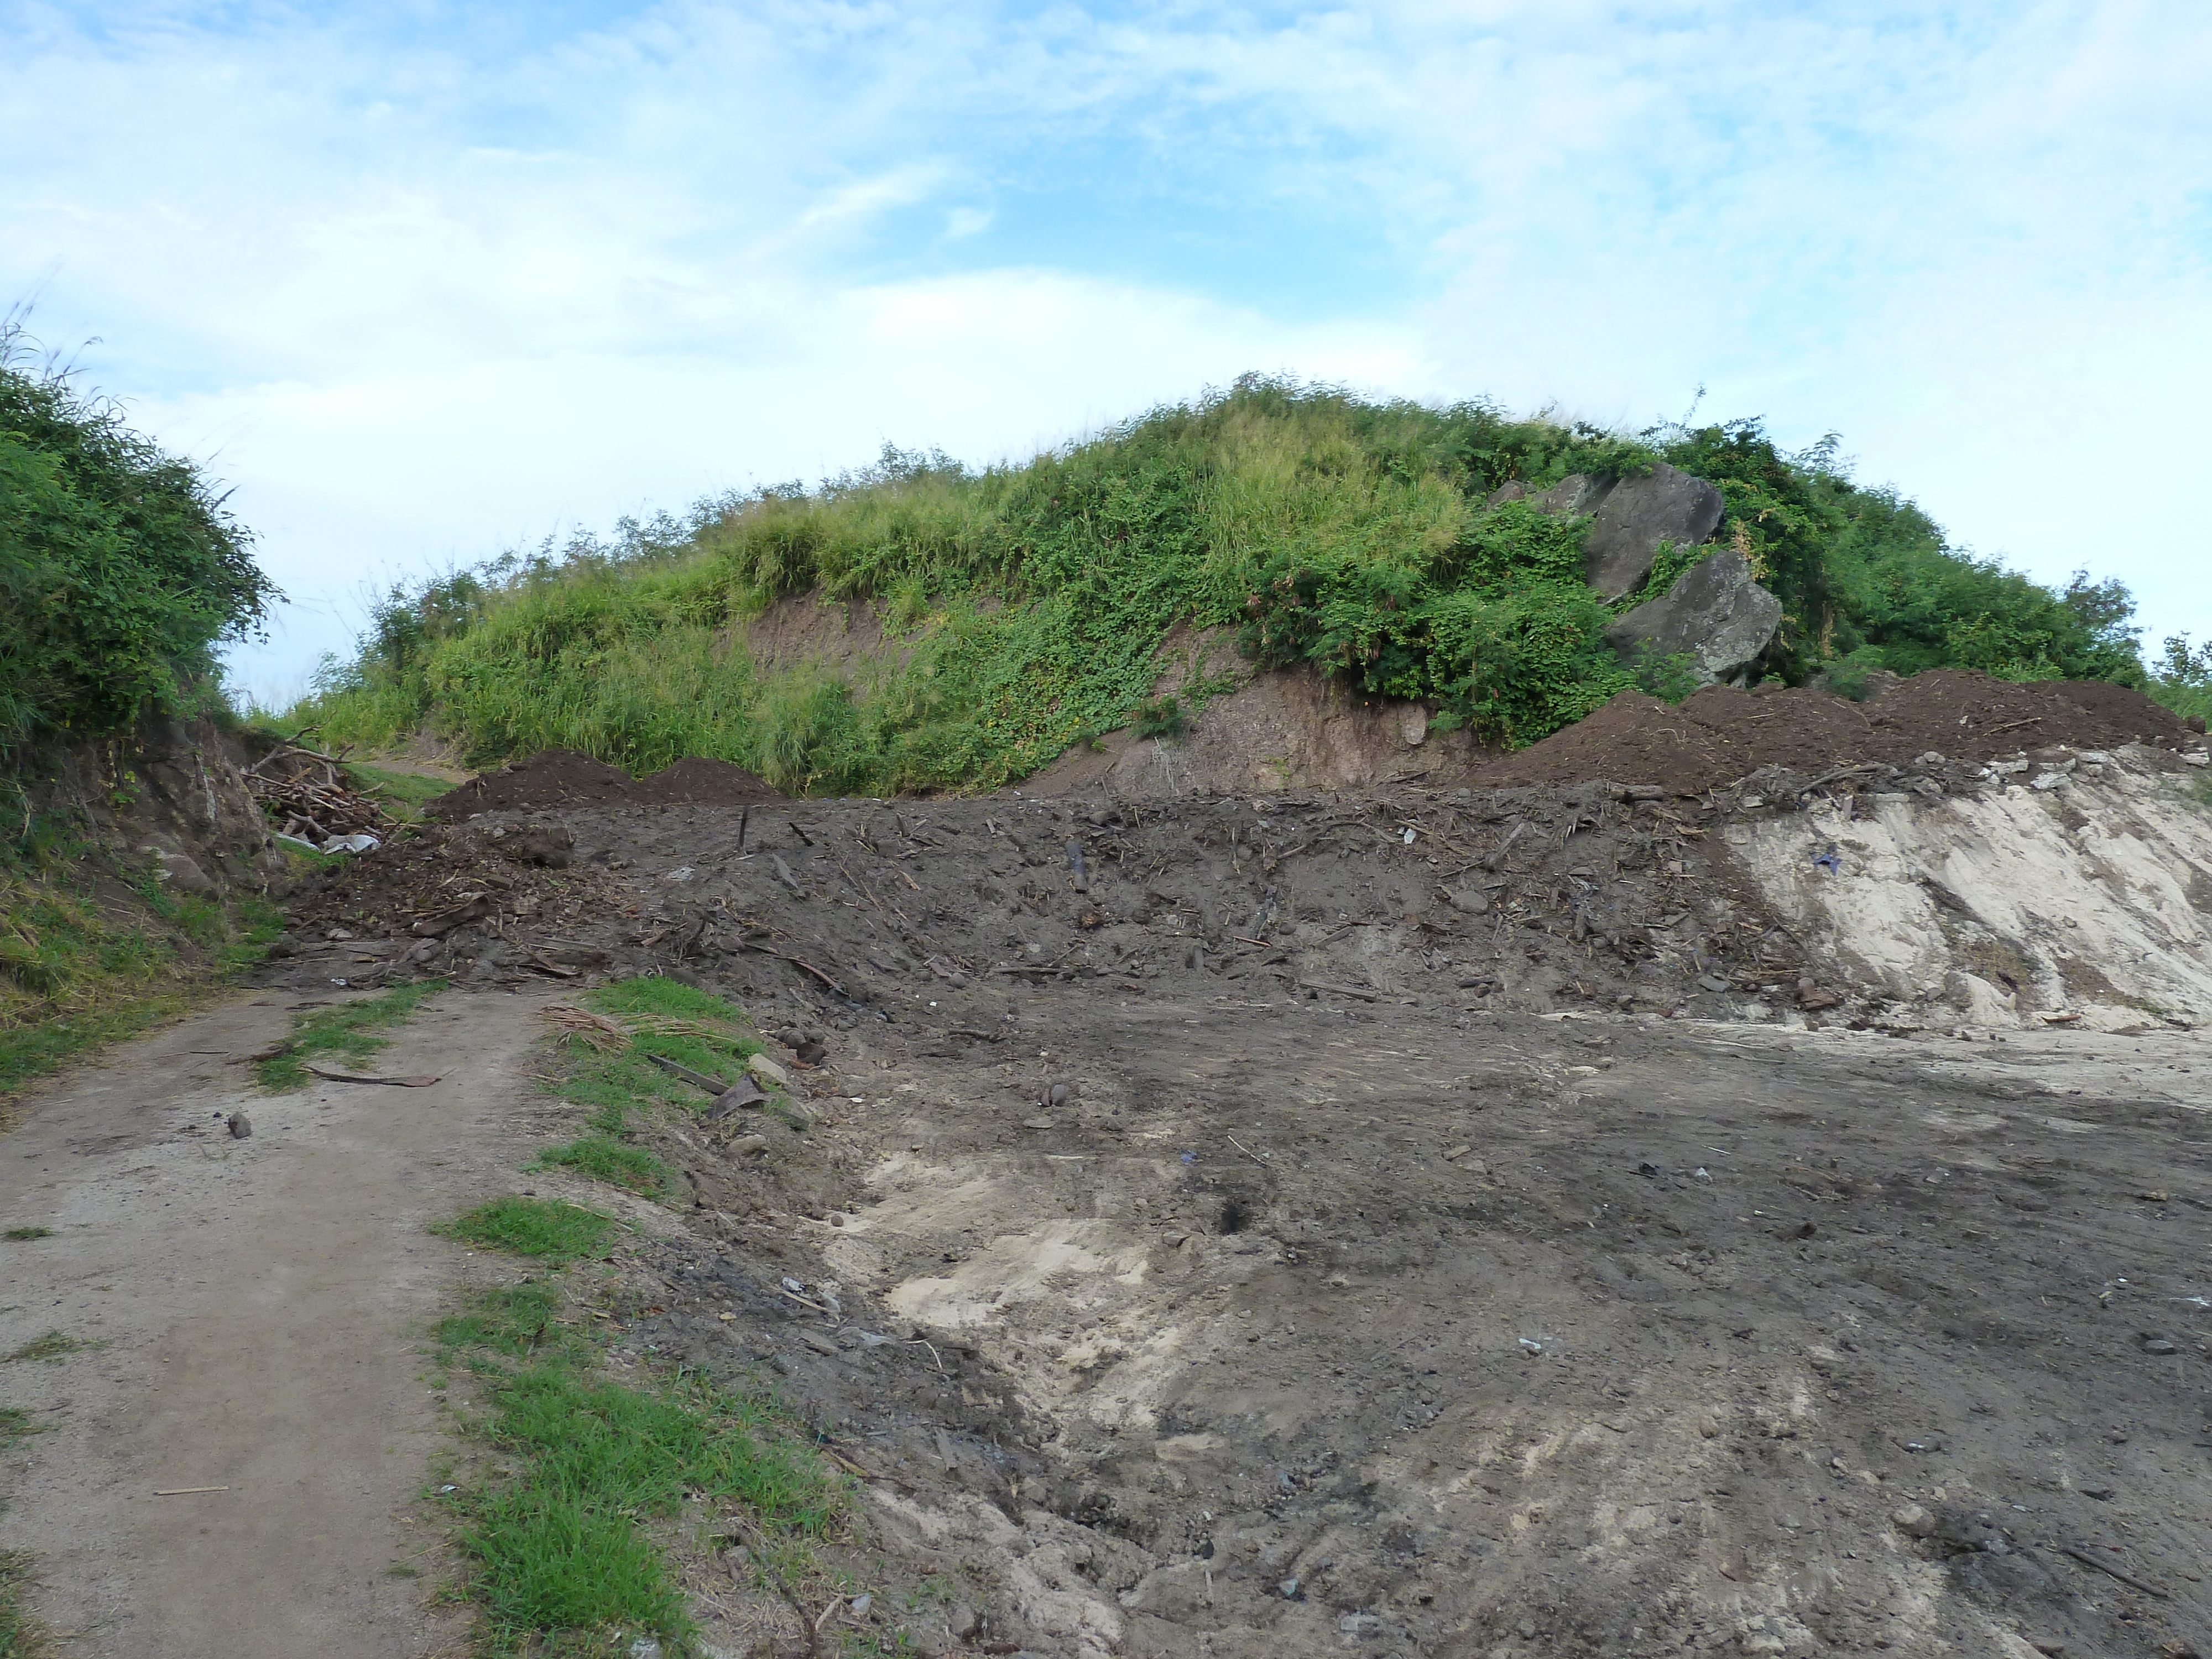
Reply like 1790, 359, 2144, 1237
4, 0, 2208, 703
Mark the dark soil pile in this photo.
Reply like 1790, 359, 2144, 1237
424, 750, 785, 818
1483, 669, 2193, 794
422, 749, 635, 818
628, 757, 783, 806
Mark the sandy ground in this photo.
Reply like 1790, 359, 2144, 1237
0, 988, 552, 1657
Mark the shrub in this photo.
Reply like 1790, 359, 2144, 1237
0, 318, 275, 753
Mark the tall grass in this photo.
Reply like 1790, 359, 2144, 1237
290, 377, 2154, 792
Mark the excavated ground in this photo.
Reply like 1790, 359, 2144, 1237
249, 754, 2212, 1659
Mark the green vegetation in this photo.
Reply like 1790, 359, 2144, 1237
432, 1266, 843, 1652
342, 762, 452, 820
532, 977, 764, 1198
285, 378, 2163, 790
2148, 634, 2212, 729
3, 1332, 89, 1365
0, 320, 287, 1096
0, 316, 275, 757
0, 1546, 45, 1659
435, 1197, 618, 1262
252, 979, 446, 1091
2, 1228, 51, 1242
0, 1407, 40, 1446
530, 1134, 672, 1198
0, 829, 285, 1098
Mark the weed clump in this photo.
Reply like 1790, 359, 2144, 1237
254, 979, 446, 1091
430, 1272, 843, 1650
436, 1198, 617, 1262
3, 1331, 91, 1365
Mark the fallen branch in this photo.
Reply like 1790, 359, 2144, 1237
2057, 1542, 2169, 1599
1297, 978, 1382, 1001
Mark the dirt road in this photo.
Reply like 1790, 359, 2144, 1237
0, 989, 549, 1657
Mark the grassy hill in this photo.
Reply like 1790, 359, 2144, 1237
295, 377, 2162, 795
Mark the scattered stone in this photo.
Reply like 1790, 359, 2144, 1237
1891, 1503, 1936, 1537
745, 1052, 790, 1088
227, 1111, 252, 1139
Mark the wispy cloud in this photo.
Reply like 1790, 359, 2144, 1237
5, 0, 2208, 698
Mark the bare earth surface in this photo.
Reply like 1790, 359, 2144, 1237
6, 739, 2211, 1656
0, 990, 555, 1658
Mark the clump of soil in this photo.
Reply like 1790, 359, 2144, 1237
627, 756, 782, 807
1483, 669, 2192, 794
422, 749, 634, 818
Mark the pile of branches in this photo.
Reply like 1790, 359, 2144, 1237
244, 741, 392, 842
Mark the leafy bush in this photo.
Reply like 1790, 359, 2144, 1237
0, 319, 275, 753
1131, 696, 1190, 739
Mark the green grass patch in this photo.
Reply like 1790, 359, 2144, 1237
0, 1407, 40, 1446
343, 762, 453, 820
546, 975, 760, 1119
1, 843, 290, 1102
530, 1135, 672, 1198
254, 978, 446, 1091
432, 1274, 844, 1653
585, 975, 751, 1026
436, 1197, 617, 1262
3, 1332, 88, 1365
0, 1546, 47, 1659
2, 1228, 50, 1241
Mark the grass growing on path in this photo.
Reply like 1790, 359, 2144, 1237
435, 1197, 617, 1262
531, 976, 766, 1199
529, 1135, 671, 1198
0, 1546, 48, 1659
253, 978, 447, 1091
2, 1333, 90, 1365
430, 1268, 846, 1653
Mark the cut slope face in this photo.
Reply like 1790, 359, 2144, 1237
1727, 752, 2212, 1030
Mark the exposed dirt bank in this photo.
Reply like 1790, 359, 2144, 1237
1027, 667, 2201, 803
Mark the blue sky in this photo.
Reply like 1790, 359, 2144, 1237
7, 1, 2210, 701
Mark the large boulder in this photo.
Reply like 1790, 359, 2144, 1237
1583, 461, 1725, 597
1490, 462, 1725, 599
1604, 547, 1782, 686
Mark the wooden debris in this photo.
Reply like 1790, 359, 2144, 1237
244, 743, 392, 842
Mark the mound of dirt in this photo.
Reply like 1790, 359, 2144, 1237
422, 749, 635, 818
1483, 669, 2193, 794
628, 756, 782, 806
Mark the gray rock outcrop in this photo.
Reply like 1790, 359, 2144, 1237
1488, 461, 1725, 599
1604, 547, 1782, 686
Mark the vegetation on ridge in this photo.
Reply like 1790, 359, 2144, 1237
290, 377, 2156, 794
0, 320, 289, 1098
1, 317, 275, 757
